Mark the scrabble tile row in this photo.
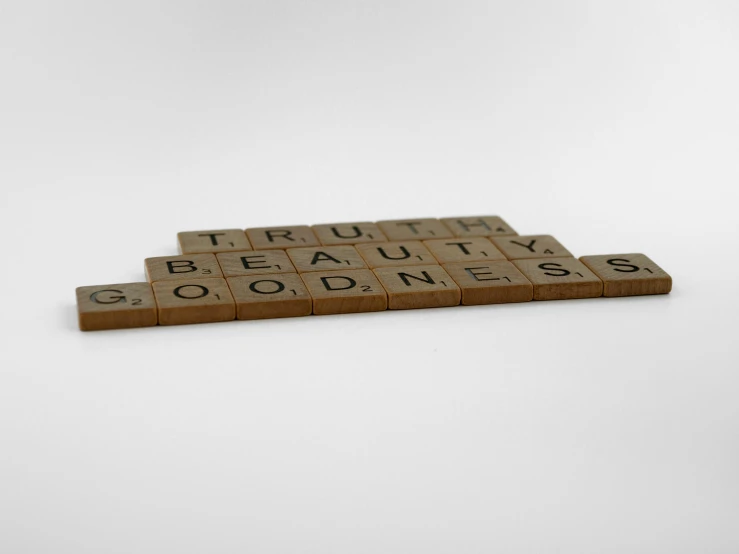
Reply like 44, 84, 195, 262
176, 217, 518, 254
77, 253, 672, 330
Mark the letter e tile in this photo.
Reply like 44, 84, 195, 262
444, 261, 533, 305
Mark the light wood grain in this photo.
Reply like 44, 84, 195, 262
145, 254, 223, 283
491, 235, 573, 260
424, 237, 506, 264
373, 265, 461, 309
579, 254, 672, 297
287, 245, 367, 273
513, 258, 603, 300
76, 282, 157, 331
227, 273, 312, 320
152, 278, 235, 325
355, 241, 436, 268
312, 222, 387, 245
217, 250, 296, 277
246, 225, 320, 250
440, 215, 517, 238
443, 261, 533, 305
300, 269, 387, 315
376, 218, 453, 240
177, 229, 251, 254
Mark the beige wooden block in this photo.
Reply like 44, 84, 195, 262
443, 261, 533, 305
287, 245, 368, 273
424, 237, 507, 264
579, 254, 672, 297
177, 229, 251, 254
491, 235, 573, 260
440, 215, 518, 238
373, 265, 461, 309
312, 222, 387, 245
152, 278, 235, 325
227, 273, 312, 320
355, 241, 436, 269
76, 282, 157, 331
376, 218, 453, 240
300, 269, 387, 315
246, 225, 320, 250
145, 254, 222, 283
217, 250, 295, 277
513, 258, 603, 300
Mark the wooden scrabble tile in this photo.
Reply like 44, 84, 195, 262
177, 229, 251, 254
76, 282, 158, 331
443, 261, 533, 305
513, 258, 603, 300
373, 265, 461, 309
152, 278, 235, 325
227, 274, 312, 320
376, 218, 453, 240
312, 222, 387, 245
424, 237, 507, 264
440, 215, 517, 238
217, 250, 295, 277
246, 225, 320, 250
300, 269, 387, 315
579, 254, 672, 297
355, 241, 436, 268
491, 235, 573, 260
287, 245, 368, 273
145, 254, 222, 283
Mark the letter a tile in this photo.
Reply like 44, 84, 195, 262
373, 265, 461, 309
76, 282, 158, 331
579, 254, 672, 297
287, 246, 367, 273
301, 269, 387, 315
145, 254, 223, 283
513, 258, 603, 300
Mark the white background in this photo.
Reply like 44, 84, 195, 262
1, 1, 738, 552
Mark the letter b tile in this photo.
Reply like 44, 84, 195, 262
300, 269, 387, 315
145, 254, 223, 282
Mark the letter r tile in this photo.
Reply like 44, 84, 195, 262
246, 225, 320, 250
300, 269, 387, 315
145, 254, 223, 283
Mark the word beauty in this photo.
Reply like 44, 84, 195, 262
76, 217, 672, 330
